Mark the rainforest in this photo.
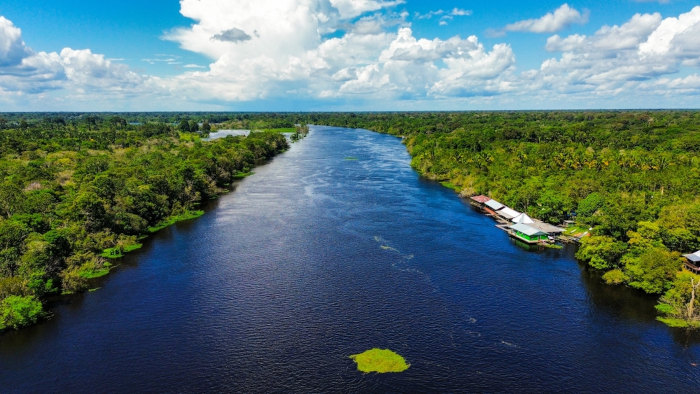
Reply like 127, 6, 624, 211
0, 113, 290, 330
0, 111, 698, 331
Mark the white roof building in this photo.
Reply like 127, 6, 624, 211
511, 213, 534, 224
684, 251, 700, 263
510, 223, 547, 237
484, 199, 504, 211
497, 207, 520, 220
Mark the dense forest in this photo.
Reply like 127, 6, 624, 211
1, 111, 698, 330
314, 111, 700, 328
0, 113, 289, 331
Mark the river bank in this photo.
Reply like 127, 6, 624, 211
0, 127, 289, 333
316, 112, 699, 329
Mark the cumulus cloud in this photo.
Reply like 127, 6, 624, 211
2, 1, 700, 110
530, 6, 700, 97
0, 15, 152, 103
162, 0, 513, 103
546, 12, 661, 52
496, 4, 589, 35
0, 16, 31, 66
639, 5, 700, 60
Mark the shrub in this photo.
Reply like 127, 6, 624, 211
0, 295, 43, 330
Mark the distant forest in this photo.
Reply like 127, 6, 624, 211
0, 111, 698, 329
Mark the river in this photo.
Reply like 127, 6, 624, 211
1, 126, 698, 392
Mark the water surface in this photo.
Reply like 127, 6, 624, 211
202, 129, 250, 141
1, 126, 698, 392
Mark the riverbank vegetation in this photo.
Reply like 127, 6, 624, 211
316, 111, 699, 328
0, 113, 288, 331
1, 111, 697, 329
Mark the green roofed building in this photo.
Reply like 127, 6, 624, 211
510, 223, 548, 243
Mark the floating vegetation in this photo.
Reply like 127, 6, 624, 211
344, 156, 359, 160
349, 348, 410, 373
80, 267, 110, 279
380, 245, 399, 253
543, 243, 563, 249
233, 171, 254, 179
440, 181, 460, 191
147, 210, 205, 233
102, 243, 143, 259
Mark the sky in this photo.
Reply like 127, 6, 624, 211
1, 0, 699, 111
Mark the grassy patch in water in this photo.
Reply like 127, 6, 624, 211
440, 181, 460, 191
78, 261, 113, 279
233, 171, 254, 179
101, 243, 143, 259
344, 156, 359, 161
349, 348, 410, 373
147, 210, 205, 233
80, 268, 110, 279
657, 317, 700, 328
542, 243, 563, 249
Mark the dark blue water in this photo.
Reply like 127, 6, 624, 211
1, 126, 699, 392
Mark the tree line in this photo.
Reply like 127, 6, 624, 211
0, 114, 288, 331
315, 111, 700, 328
1, 110, 698, 330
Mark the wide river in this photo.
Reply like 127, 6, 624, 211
1, 126, 699, 392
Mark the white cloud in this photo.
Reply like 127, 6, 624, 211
415, 7, 471, 26
142, 54, 181, 65
0, 15, 154, 106
0, 16, 31, 67
2, 2, 700, 110
529, 6, 700, 98
162, 0, 513, 103
329, 0, 404, 19
59, 48, 144, 91
639, 6, 700, 58
415, 10, 444, 20
546, 13, 661, 52
450, 8, 472, 17
499, 4, 589, 34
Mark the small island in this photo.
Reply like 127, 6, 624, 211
349, 348, 410, 373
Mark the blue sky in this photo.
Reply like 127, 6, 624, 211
1, 1, 699, 111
